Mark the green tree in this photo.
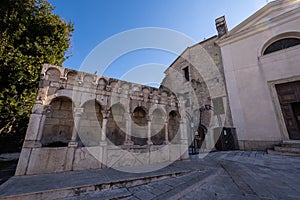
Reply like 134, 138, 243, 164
0, 0, 73, 152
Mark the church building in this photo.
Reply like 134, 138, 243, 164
217, 0, 300, 150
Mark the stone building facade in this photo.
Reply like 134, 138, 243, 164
16, 64, 189, 175
163, 0, 300, 152
217, 0, 300, 150
162, 34, 235, 152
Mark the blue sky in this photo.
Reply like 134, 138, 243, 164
50, 0, 270, 84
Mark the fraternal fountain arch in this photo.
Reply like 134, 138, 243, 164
16, 64, 189, 175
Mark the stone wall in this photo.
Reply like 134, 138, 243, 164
16, 64, 189, 175
162, 36, 235, 152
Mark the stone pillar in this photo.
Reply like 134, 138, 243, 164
16, 104, 50, 175
101, 118, 108, 142
126, 113, 131, 139
36, 113, 47, 142
35, 105, 51, 145
178, 96, 189, 160
179, 120, 184, 140
22, 104, 51, 148
69, 108, 84, 147
124, 113, 133, 145
125, 120, 129, 142
100, 109, 110, 146
164, 121, 169, 144
147, 120, 153, 145
179, 118, 189, 160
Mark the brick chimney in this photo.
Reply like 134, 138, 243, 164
215, 16, 228, 37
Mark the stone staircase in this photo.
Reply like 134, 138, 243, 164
267, 140, 300, 156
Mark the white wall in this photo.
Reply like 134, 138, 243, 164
220, 10, 300, 147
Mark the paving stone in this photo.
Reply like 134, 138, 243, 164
183, 188, 218, 200
121, 196, 140, 200
132, 189, 156, 199
216, 193, 249, 200
150, 183, 173, 192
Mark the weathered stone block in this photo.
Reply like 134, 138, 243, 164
150, 145, 169, 164
169, 144, 181, 162
26, 148, 68, 175
73, 147, 102, 171
15, 148, 32, 176
25, 114, 42, 141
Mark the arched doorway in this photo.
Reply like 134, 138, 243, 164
196, 124, 207, 148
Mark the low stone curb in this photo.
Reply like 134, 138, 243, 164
0, 170, 191, 200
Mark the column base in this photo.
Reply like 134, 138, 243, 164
99, 141, 107, 146
123, 140, 134, 146
68, 141, 78, 147
147, 141, 153, 145
163, 141, 170, 145
23, 140, 42, 148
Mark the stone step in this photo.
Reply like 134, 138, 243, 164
64, 188, 132, 200
63, 171, 217, 200
64, 168, 222, 200
151, 169, 221, 200
0, 169, 191, 200
274, 146, 300, 153
267, 149, 300, 157
281, 140, 300, 148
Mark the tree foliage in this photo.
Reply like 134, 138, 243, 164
0, 0, 73, 152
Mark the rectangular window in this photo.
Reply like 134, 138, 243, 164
183, 66, 189, 82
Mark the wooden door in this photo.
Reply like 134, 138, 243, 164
276, 81, 300, 140
292, 102, 300, 136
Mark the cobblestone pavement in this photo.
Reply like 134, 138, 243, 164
184, 151, 300, 200
1, 151, 300, 200
64, 151, 300, 200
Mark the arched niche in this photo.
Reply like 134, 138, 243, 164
66, 71, 78, 86
168, 110, 181, 144
151, 109, 166, 145
131, 106, 148, 146
132, 86, 141, 96
109, 80, 119, 92
83, 75, 94, 88
97, 78, 107, 90
78, 100, 102, 147
107, 103, 126, 146
41, 97, 74, 147
45, 68, 61, 96
121, 83, 130, 94
46, 67, 61, 82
